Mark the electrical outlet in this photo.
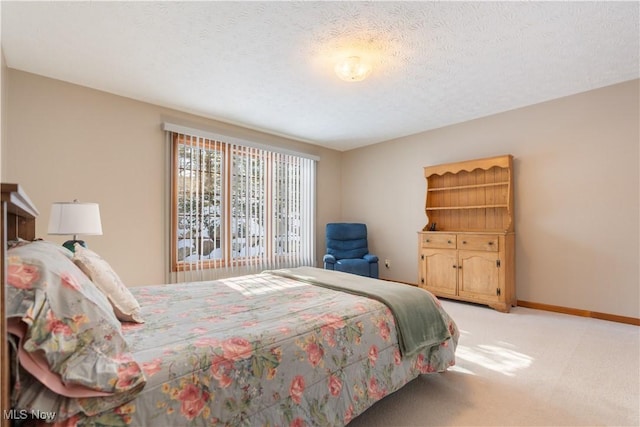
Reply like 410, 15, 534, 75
384, 259, 391, 269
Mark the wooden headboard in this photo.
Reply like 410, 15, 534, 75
1, 183, 39, 427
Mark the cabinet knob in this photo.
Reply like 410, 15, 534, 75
447, 240, 452, 244
462, 240, 467, 244
425, 239, 430, 243
488, 241, 494, 245
452, 265, 457, 269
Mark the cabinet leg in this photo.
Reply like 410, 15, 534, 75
488, 303, 510, 313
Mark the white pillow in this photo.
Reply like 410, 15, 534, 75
73, 244, 144, 323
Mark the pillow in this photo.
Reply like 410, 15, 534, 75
72, 244, 144, 323
6, 240, 146, 398
8, 237, 31, 249
8, 238, 73, 259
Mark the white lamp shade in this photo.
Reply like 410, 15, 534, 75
48, 202, 103, 236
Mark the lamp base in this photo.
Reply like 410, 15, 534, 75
62, 240, 86, 252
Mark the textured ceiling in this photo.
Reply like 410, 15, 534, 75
2, 1, 639, 151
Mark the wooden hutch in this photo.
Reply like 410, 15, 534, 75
418, 155, 515, 312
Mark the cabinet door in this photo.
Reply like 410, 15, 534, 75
458, 251, 501, 302
420, 249, 457, 297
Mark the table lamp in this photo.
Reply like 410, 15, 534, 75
48, 200, 103, 252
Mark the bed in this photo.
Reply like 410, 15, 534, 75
1, 183, 459, 427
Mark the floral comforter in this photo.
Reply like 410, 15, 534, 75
25, 270, 459, 426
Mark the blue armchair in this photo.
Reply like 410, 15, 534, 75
323, 223, 379, 278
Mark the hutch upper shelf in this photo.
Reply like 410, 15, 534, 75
423, 154, 514, 233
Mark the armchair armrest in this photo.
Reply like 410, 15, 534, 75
363, 254, 378, 263
323, 254, 336, 264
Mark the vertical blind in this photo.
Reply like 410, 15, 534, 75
167, 129, 316, 283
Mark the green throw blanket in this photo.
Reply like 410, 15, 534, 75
266, 267, 451, 357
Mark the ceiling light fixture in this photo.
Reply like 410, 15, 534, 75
334, 56, 372, 82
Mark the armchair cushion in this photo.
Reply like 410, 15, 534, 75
326, 223, 369, 260
335, 259, 371, 276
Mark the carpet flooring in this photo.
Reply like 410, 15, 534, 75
349, 299, 639, 426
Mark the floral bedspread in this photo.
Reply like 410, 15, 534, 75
30, 271, 458, 426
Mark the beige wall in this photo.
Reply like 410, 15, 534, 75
0, 13, 5, 182
3, 69, 638, 318
341, 79, 639, 318
3, 70, 342, 285
1, 48, 6, 178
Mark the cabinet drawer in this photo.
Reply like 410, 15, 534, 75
421, 233, 456, 249
458, 235, 499, 251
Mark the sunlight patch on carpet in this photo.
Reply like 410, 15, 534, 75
454, 343, 533, 376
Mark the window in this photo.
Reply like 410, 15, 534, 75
170, 132, 315, 274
